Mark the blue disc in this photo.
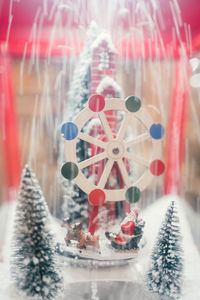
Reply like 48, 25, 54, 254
150, 123, 165, 139
61, 122, 78, 140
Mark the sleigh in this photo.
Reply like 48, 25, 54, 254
105, 231, 143, 251
105, 210, 145, 250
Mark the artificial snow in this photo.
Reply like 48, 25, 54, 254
23, 257, 30, 265
91, 32, 117, 54
0, 195, 200, 299
96, 76, 123, 97
32, 257, 39, 265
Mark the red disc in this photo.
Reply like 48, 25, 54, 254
89, 189, 106, 206
88, 94, 105, 112
150, 160, 165, 176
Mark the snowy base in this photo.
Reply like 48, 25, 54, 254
56, 239, 138, 267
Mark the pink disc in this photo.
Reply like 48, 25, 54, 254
88, 94, 105, 112
89, 189, 106, 206
150, 160, 165, 176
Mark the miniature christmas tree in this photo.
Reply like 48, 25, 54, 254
147, 201, 184, 299
11, 165, 62, 299
61, 22, 100, 226
67, 21, 100, 116
61, 179, 89, 226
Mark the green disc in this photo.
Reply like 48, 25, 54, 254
125, 96, 141, 112
125, 186, 141, 203
61, 162, 79, 180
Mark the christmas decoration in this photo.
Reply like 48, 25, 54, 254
62, 218, 100, 251
56, 214, 140, 265
60, 91, 165, 264
105, 209, 145, 250
61, 94, 165, 203
10, 165, 62, 300
147, 201, 184, 299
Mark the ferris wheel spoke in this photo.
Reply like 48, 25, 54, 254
79, 132, 107, 149
117, 113, 132, 141
98, 159, 114, 189
117, 159, 131, 187
78, 152, 107, 169
99, 112, 114, 141
124, 151, 149, 167
125, 132, 150, 148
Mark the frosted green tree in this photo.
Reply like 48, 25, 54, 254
147, 201, 184, 299
67, 20, 100, 115
11, 165, 62, 299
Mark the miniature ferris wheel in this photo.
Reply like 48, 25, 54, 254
61, 94, 165, 206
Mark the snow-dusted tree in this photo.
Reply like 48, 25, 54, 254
61, 179, 89, 226
147, 201, 184, 299
67, 20, 100, 115
11, 165, 62, 299
60, 22, 100, 226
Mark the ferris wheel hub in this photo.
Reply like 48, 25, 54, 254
107, 141, 125, 159
112, 148, 119, 155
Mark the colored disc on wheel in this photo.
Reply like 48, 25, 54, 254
125, 186, 141, 203
89, 189, 106, 206
125, 96, 141, 112
150, 123, 165, 139
88, 94, 105, 112
61, 122, 78, 140
150, 159, 165, 176
61, 162, 79, 180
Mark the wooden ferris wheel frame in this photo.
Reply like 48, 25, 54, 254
63, 96, 164, 202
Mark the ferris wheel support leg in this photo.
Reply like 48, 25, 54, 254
88, 205, 99, 235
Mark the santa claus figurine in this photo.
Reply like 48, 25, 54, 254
121, 210, 145, 235
105, 210, 145, 250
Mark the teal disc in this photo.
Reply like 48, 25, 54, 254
61, 162, 79, 180
125, 186, 141, 203
125, 96, 141, 112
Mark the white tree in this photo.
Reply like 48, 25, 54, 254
11, 165, 62, 299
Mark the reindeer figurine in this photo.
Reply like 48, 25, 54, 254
62, 218, 100, 251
